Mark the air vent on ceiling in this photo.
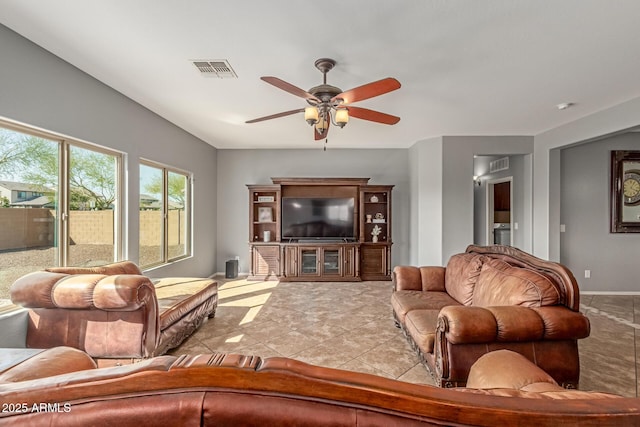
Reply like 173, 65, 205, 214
489, 157, 509, 173
192, 60, 237, 78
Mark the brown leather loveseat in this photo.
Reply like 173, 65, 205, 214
0, 347, 636, 426
9, 261, 218, 361
392, 245, 590, 388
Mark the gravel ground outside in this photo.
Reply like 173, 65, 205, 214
0, 244, 179, 304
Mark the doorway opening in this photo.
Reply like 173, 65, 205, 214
486, 178, 512, 246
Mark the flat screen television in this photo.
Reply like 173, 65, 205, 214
281, 197, 355, 240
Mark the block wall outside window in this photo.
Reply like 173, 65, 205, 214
139, 160, 191, 269
0, 121, 122, 306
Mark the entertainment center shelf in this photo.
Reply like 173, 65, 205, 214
247, 178, 393, 281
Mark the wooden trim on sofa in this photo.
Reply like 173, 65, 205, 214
0, 353, 637, 426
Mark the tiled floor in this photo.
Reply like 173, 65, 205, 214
579, 294, 639, 397
170, 276, 639, 397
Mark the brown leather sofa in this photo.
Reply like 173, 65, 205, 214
9, 261, 217, 361
392, 245, 590, 388
0, 347, 637, 426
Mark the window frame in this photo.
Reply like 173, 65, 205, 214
139, 159, 192, 269
0, 117, 124, 268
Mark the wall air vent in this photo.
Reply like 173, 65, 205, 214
489, 157, 509, 173
192, 60, 237, 78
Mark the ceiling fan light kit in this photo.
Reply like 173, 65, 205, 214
246, 58, 401, 141
335, 108, 349, 127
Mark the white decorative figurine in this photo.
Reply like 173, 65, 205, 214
371, 225, 382, 242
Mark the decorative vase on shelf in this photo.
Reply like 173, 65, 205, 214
370, 195, 379, 203
371, 224, 381, 243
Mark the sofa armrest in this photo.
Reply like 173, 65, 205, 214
11, 271, 156, 311
0, 347, 97, 383
437, 305, 590, 344
393, 266, 446, 291
45, 260, 143, 276
465, 350, 559, 390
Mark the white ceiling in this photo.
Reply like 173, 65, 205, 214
2, 1, 640, 149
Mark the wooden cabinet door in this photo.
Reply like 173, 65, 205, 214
252, 245, 280, 279
321, 247, 341, 277
360, 244, 389, 280
342, 245, 357, 278
283, 246, 298, 277
299, 247, 321, 277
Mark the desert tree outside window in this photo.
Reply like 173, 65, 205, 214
0, 119, 122, 305
139, 160, 192, 268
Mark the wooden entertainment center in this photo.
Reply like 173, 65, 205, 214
248, 178, 393, 281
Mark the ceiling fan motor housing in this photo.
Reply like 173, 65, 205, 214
308, 84, 343, 104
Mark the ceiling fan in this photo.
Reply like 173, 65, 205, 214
246, 58, 401, 140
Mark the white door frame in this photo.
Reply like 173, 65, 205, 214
485, 176, 513, 246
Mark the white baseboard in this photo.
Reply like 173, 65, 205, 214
212, 272, 250, 278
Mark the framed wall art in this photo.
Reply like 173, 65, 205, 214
258, 207, 273, 223
611, 150, 640, 233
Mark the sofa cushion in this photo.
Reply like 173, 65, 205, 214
154, 277, 218, 330
444, 253, 485, 305
472, 258, 561, 307
391, 290, 460, 323
404, 310, 441, 354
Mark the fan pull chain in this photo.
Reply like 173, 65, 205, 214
324, 138, 328, 151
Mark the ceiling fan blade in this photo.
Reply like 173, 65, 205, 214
332, 77, 401, 104
261, 77, 320, 102
348, 106, 400, 125
245, 108, 305, 124
314, 121, 330, 141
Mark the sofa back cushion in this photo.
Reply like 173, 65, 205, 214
472, 258, 561, 307
444, 253, 485, 305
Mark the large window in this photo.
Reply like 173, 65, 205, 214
0, 120, 122, 305
139, 161, 191, 269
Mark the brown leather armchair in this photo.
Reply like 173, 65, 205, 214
10, 261, 217, 361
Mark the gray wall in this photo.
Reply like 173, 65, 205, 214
0, 24, 218, 279
406, 136, 533, 267
560, 133, 640, 292
533, 97, 640, 261
408, 137, 443, 266
473, 154, 528, 250
441, 136, 534, 264
216, 149, 409, 274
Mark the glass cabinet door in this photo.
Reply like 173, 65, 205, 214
300, 249, 318, 274
322, 249, 340, 275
